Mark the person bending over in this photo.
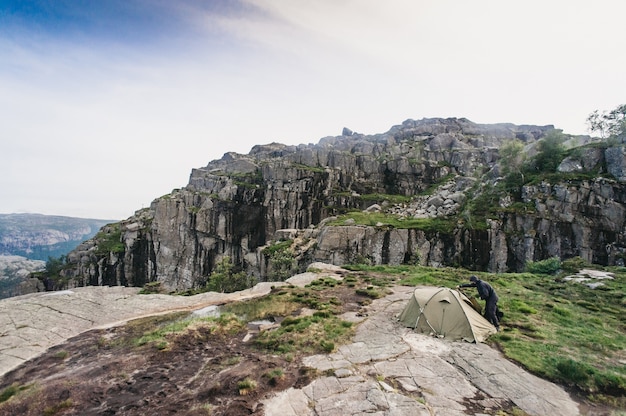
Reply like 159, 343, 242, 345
458, 275, 500, 331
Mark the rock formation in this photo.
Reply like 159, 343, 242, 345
61, 117, 626, 291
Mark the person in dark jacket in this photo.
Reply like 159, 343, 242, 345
458, 275, 500, 331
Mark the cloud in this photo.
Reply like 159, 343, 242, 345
0, 0, 625, 219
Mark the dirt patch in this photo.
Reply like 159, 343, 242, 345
0, 273, 377, 416
0, 312, 314, 415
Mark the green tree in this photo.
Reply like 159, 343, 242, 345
263, 240, 296, 281
206, 257, 255, 293
525, 130, 565, 174
587, 104, 626, 140
45, 255, 66, 277
42, 255, 67, 290
499, 139, 527, 193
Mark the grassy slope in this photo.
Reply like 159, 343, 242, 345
346, 263, 626, 406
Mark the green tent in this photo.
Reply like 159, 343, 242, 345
398, 286, 496, 343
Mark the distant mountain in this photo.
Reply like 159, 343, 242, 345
0, 213, 114, 261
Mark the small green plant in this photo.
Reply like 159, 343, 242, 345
525, 130, 566, 174
155, 341, 169, 350
320, 340, 335, 352
237, 378, 257, 395
54, 350, 69, 360
265, 368, 285, 385
355, 287, 385, 299
0, 384, 20, 403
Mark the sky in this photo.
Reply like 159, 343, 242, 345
1, 0, 624, 220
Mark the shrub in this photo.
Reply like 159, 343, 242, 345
0, 385, 18, 403
320, 340, 335, 352
263, 241, 296, 281
524, 130, 566, 174
561, 257, 591, 273
525, 257, 561, 274
237, 378, 257, 395
265, 369, 285, 386
94, 224, 125, 255
206, 257, 256, 293
355, 287, 385, 299
43, 399, 73, 416
556, 358, 593, 385
139, 281, 163, 294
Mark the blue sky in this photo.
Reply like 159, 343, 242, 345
1, 0, 625, 219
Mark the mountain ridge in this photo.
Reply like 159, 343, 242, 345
56, 116, 626, 292
0, 213, 114, 261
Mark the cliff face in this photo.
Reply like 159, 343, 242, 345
62, 118, 626, 291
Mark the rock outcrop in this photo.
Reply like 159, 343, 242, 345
0, 255, 45, 299
61, 117, 626, 291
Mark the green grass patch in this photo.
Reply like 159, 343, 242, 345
133, 317, 194, 348
94, 224, 125, 255
132, 312, 245, 350
292, 162, 326, 173
262, 240, 293, 256
355, 287, 386, 299
327, 211, 455, 232
222, 295, 300, 321
349, 264, 626, 402
0, 384, 31, 403
255, 314, 354, 355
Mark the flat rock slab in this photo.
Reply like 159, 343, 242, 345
264, 285, 581, 416
0, 267, 581, 415
0, 262, 345, 377
0, 284, 286, 377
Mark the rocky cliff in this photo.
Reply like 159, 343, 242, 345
61, 117, 626, 291
0, 255, 45, 299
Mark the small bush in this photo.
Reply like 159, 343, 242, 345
0, 385, 18, 403
139, 281, 163, 294
525, 257, 561, 274
237, 378, 257, 395
206, 257, 256, 293
43, 399, 73, 416
265, 368, 285, 386
556, 358, 593, 385
561, 256, 591, 273
355, 288, 384, 299
94, 225, 125, 255
320, 340, 335, 352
